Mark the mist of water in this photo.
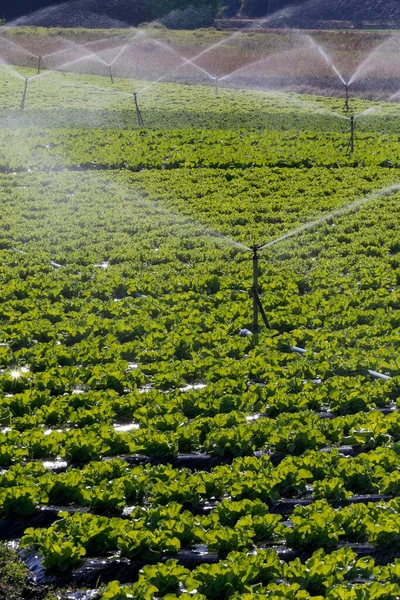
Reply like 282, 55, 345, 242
348, 33, 400, 86
0, 34, 38, 58
0, 61, 25, 81
259, 183, 400, 250
306, 35, 347, 85
255, 89, 350, 121
41, 46, 74, 60
28, 49, 111, 82
109, 44, 128, 67
149, 38, 217, 81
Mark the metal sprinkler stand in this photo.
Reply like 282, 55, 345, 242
37, 56, 42, 75
250, 245, 270, 340
108, 65, 114, 84
347, 114, 355, 155
133, 92, 145, 127
344, 82, 349, 111
20, 78, 28, 110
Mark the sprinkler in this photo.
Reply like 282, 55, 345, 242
37, 55, 42, 75
252, 245, 259, 334
249, 245, 270, 341
108, 64, 114, 84
288, 26, 293, 47
346, 114, 355, 155
20, 78, 28, 110
344, 82, 349, 111
133, 92, 145, 127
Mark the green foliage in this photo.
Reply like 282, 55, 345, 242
2, 28, 400, 599
0, 543, 56, 600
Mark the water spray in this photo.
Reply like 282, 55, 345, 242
133, 92, 145, 127
20, 78, 28, 110
37, 55, 42, 75
108, 64, 114, 84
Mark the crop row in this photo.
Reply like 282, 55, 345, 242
6, 402, 400, 465
4, 445, 400, 518
1, 70, 400, 132
19, 497, 400, 573
99, 547, 400, 599
1, 370, 398, 432
6, 129, 400, 172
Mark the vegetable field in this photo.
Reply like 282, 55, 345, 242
2, 29, 400, 600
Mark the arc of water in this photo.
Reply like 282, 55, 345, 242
0, 61, 26, 81
65, 170, 251, 254
188, 31, 243, 65
0, 34, 39, 58
210, 232, 251, 251
259, 183, 400, 250
354, 84, 400, 119
40, 46, 75, 60
144, 30, 243, 86
305, 35, 347, 86
218, 42, 313, 85
28, 50, 112, 81
232, 85, 350, 122
354, 106, 380, 119
136, 44, 223, 96
81, 36, 126, 50
39, 77, 138, 104
109, 44, 128, 67
148, 38, 217, 81
348, 33, 400, 86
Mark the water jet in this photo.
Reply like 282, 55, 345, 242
20, 78, 28, 110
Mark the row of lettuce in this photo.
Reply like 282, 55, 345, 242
1, 69, 400, 132
18, 497, 400, 571
4, 446, 400, 517
5, 129, 400, 172
99, 548, 400, 599
5, 405, 400, 465
1, 372, 399, 431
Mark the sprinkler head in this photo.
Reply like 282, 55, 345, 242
250, 244, 262, 257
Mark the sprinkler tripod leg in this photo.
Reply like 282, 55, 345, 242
347, 114, 355, 155
108, 65, 114, 84
37, 56, 42, 75
250, 288, 271, 330
133, 92, 145, 127
345, 83, 349, 111
249, 245, 271, 344
252, 246, 259, 335
20, 78, 28, 110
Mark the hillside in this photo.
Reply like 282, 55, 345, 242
2, 0, 400, 29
